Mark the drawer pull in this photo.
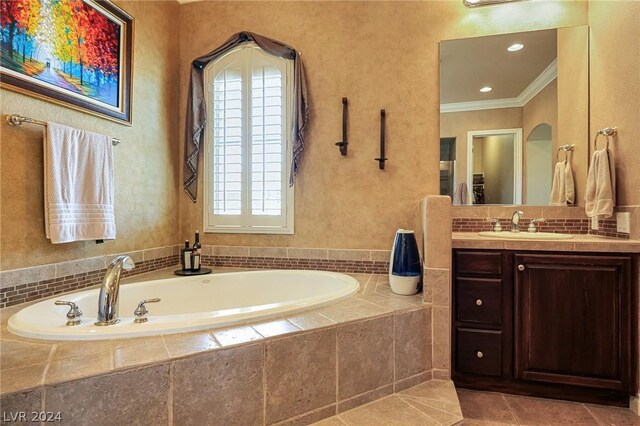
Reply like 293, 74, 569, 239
475, 299, 483, 306
518, 264, 525, 271
476, 351, 484, 359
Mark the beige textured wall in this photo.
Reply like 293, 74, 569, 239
522, 79, 557, 157
441, 107, 523, 200
480, 135, 515, 205
588, 1, 640, 401
178, 1, 588, 250
522, 79, 557, 200
0, 1, 181, 270
557, 25, 589, 205
589, 1, 640, 207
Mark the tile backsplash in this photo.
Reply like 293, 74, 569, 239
451, 205, 636, 240
0, 248, 179, 309
201, 247, 389, 275
452, 218, 591, 234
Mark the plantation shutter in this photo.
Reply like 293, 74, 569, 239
212, 67, 243, 218
204, 44, 293, 233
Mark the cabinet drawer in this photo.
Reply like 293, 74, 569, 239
456, 278, 502, 325
456, 328, 502, 376
455, 251, 502, 276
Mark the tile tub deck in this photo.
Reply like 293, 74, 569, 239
0, 267, 460, 425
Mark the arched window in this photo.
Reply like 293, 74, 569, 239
203, 43, 294, 233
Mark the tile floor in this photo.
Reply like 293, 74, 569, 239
313, 385, 640, 425
456, 388, 640, 426
312, 380, 463, 425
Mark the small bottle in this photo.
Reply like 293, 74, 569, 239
182, 240, 192, 271
191, 246, 201, 271
194, 230, 201, 250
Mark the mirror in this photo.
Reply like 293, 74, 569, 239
440, 26, 589, 206
469, 128, 522, 204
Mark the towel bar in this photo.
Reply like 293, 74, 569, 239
5, 114, 121, 146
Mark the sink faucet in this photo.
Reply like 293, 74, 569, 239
511, 210, 524, 232
95, 255, 135, 326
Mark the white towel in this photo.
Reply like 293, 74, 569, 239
549, 160, 575, 206
453, 183, 468, 205
585, 148, 616, 218
44, 123, 116, 243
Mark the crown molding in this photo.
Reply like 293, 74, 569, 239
441, 59, 557, 113
440, 98, 522, 113
517, 59, 557, 105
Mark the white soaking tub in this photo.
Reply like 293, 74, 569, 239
8, 270, 359, 341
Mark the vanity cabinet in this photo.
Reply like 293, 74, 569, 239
452, 249, 638, 405
453, 250, 512, 379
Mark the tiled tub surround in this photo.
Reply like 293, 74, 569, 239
0, 269, 451, 425
0, 245, 179, 308
0, 246, 390, 308
200, 246, 390, 275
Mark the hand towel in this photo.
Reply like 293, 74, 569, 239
453, 183, 468, 205
549, 160, 575, 206
44, 123, 116, 243
585, 148, 616, 218
564, 159, 575, 205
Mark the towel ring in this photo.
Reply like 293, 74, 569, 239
593, 133, 610, 151
594, 127, 616, 151
557, 148, 568, 162
556, 144, 574, 161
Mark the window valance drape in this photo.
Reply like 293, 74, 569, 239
183, 31, 309, 202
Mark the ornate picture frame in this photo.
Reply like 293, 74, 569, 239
1, 0, 134, 124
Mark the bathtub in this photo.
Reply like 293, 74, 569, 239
8, 270, 359, 341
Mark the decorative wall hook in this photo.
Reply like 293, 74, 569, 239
335, 98, 348, 156
375, 109, 388, 170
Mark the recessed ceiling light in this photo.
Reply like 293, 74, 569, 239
480, 86, 493, 93
508, 43, 525, 52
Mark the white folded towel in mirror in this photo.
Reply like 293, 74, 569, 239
549, 159, 575, 206
585, 148, 615, 218
44, 123, 116, 243
453, 183, 468, 205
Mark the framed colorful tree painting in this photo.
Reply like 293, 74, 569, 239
0, 0, 133, 124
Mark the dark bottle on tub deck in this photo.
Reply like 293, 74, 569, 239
191, 246, 201, 271
194, 230, 201, 250
181, 240, 192, 271
191, 230, 201, 271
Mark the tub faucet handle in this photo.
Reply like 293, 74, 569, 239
55, 300, 82, 326
133, 298, 161, 324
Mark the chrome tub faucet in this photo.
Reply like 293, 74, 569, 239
511, 210, 524, 232
95, 255, 135, 326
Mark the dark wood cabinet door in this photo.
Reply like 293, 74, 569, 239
514, 254, 633, 390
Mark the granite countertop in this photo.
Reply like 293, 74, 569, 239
0, 267, 425, 396
453, 232, 640, 253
